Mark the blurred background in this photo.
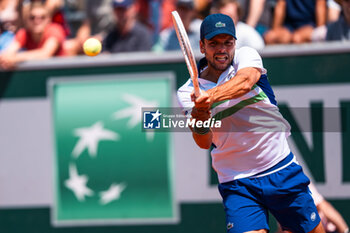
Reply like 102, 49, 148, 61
0, 0, 349, 232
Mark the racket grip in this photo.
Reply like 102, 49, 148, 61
194, 88, 201, 97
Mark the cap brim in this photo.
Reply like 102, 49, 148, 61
204, 29, 237, 40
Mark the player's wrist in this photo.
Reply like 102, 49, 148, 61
192, 125, 211, 135
344, 228, 349, 233
191, 117, 212, 135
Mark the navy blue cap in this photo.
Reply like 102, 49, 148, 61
200, 14, 237, 40
113, 0, 134, 8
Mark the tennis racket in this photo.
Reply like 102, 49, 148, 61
171, 11, 201, 97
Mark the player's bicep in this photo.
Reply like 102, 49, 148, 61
235, 46, 267, 75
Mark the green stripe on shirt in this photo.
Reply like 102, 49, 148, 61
213, 91, 268, 121
210, 85, 259, 109
211, 99, 229, 109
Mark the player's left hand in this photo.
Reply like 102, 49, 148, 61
191, 107, 211, 122
191, 91, 213, 111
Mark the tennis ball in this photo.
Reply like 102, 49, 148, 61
83, 38, 102, 56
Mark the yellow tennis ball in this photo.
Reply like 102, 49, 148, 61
83, 38, 102, 56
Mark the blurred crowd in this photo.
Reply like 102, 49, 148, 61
0, 0, 350, 69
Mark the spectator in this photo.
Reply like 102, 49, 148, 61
311, 0, 341, 41
245, 0, 266, 30
0, 21, 16, 52
211, 0, 265, 50
155, 0, 201, 51
136, 0, 177, 42
19, 0, 70, 36
0, 0, 19, 22
194, 0, 212, 19
245, 0, 276, 36
76, 0, 115, 39
159, 0, 177, 31
0, 0, 19, 20
326, 0, 350, 41
103, 0, 153, 53
328, 0, 341, 22
63, 0, 115, 56
0, 2, 66, 70
0, 0, 20, 52
264, 0, 327, 44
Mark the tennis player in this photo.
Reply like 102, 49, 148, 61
177, 13, 326, 233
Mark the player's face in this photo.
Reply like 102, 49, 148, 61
200, 34, 236, 72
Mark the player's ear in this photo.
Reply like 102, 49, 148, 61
200, 40, 205, 54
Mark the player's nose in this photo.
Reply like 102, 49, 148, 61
216, 43, 226, 52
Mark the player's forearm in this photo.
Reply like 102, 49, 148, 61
318, 201, 349, 233
207, 78, 251, 103
207, 68, 260, 104
192, 130, 213, 149
190, 106, 213, 149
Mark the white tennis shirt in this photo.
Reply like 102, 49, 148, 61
177, 47, 292, 183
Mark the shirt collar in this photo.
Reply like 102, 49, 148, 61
197, 57, 235, 86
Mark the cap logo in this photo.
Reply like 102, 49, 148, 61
215, 22, 226, 28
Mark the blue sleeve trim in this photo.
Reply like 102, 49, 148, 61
256, 74, 277, 106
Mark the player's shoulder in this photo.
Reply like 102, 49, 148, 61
235, 46, 260, 56
177, 78, 194, 110
234, 46, 262, 62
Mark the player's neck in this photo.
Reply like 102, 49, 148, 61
200, 66, 224, 83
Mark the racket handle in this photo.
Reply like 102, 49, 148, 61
193, 83, 201, 97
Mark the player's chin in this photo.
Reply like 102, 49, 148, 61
214, 63, 230, 71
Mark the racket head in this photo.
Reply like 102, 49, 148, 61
171, 11, 200, 97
